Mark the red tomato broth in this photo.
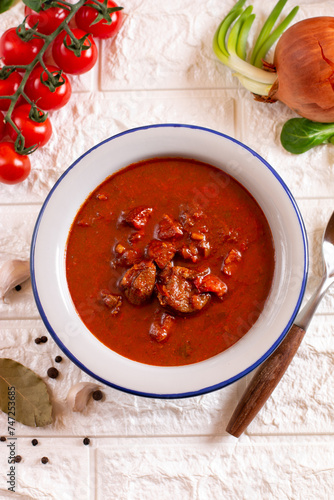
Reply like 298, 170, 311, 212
65, 158, 275, 366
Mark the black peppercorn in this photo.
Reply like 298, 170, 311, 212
35, 338, 42, 344
41, 457, 49, 464
40, 336, 48, 343
83, 437, 90, 446
31, 439, 38, 446
14, 455, 22, 463
47, 367, 59, 379
0, 436, 6, 442
92, 390, 103, 401
55, 356, 62, 363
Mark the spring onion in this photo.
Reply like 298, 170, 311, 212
213, 0, 299, 96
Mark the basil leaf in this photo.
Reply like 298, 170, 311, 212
0, 358, 53, 427
22, 0, 44, 12
280, 117, 334, 154
0, 0, 20, 14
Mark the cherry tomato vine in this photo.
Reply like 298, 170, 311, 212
0, 0, 123, 184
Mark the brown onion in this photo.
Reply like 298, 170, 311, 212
270, 17, 334, 123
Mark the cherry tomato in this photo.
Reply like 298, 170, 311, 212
75, 0, 123, 39
0, 142, 31, 184
6, 104, 52, 149
0, 111, 5, 140
0, 27, 44, 66
0, 70, 22, 111
52, 29, 98, 75
25, 64, 72, 111
25, 5, 70, 35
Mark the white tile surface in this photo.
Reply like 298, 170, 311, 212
0, 0, 333, 498
0, 438, 90, 499
95, 437, 334, 500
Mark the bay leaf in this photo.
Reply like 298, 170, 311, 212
0, 358, 53, 427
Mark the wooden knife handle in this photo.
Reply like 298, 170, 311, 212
226, 324, 306, 438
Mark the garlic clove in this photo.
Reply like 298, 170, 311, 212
66, 382, 101, 412
0, 260, 30, 301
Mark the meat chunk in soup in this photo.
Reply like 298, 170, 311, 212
194, 274, 227, 299
112, 247, 143, 268
124, 206, 153, 230
178, 243, 199, 263
99, 290, 123, 315
147, 239, 176, 269
222, 248, 242, 276
149, 312, 175, 342
157, 214, 183, 240
156, 265, 210, 314
120, 261, 156, 305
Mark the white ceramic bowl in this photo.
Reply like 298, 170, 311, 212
31, 124, 308, 398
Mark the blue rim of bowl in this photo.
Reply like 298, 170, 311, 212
30, 123, 309, 399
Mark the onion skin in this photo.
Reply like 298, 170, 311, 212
270, 17, 334, 123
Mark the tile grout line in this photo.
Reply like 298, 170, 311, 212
5, 432, 334, 440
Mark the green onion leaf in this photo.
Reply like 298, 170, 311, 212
216, 7, 245, 59
212, 0, 298, 96
236, 13, 256, 60
227, 5, 254, 56
252, 6, 299, 68
250, 0, 288, 65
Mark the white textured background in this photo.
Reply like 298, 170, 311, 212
0, 1, 333, 499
